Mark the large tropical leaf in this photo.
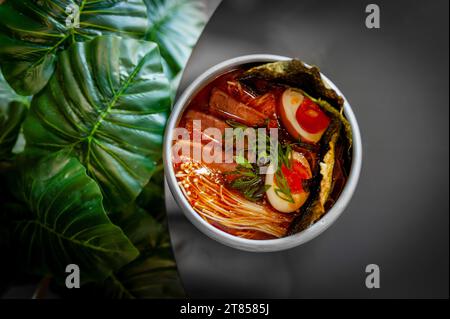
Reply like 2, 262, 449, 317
13, 151, 139, 283
23, 35, 171, 209
99, 250, 184, 298
90, 205, 183, 298
0, 0, 148, 95
0, 72, 29, 159
136, 163, 166, 220
144, 0, 206, 80
110, 204, 169, 252
57, 203, 183, 298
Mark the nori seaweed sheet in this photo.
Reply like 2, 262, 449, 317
238, 59, 353, 233
239, 59, 344, 111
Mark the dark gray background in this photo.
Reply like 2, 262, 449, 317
166, 0, 449, 298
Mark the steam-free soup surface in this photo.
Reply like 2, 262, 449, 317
172, 62, 351, 240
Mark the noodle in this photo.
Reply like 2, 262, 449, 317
176, 161, 292, 238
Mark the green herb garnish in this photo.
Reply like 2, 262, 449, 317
225, 119, 249, 129
225, 120, 283, 202
235, 154, 253, 169
227, 162, 268, 202
273, 143, 295, 203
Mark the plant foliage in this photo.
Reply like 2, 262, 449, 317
0, 0, 206, 298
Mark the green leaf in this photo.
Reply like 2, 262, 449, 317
95, 206, 183, 298
235, 154, 252, 169
144, 0, 206, 79
14, 151, 139, 283
110, 204, 169, 252
0, 0, 149, 95
135, 163, 169, 224
66, 201, 183, 298
23, 35, 171, 209
0, 71, 29, 160
100, 251, 184, 298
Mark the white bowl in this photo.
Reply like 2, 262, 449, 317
163, 54, 362, 252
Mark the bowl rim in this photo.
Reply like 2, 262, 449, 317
163, 54, 362, 252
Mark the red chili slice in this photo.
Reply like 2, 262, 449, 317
281, 160, 309, 194
295, 97, 330, 134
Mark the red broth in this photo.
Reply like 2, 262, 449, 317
172, 65, 350, 240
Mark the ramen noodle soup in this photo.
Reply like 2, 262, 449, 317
171, 60, 353, 240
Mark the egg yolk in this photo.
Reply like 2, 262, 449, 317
296, 97, 330, 134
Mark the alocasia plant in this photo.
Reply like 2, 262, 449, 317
14, 151, 139, 283
0, 0, 149, 96
0, 72, 29, 160
0, 0, 207, 298
145, 0, 207, 79
95, 205, 184, 298
24, 35, 172, 209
